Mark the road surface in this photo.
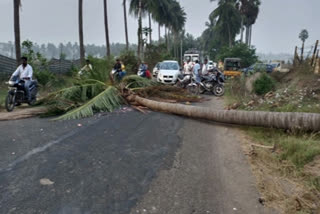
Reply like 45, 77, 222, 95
0, 98, 275, 214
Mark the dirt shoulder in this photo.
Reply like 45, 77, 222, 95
131, 97, 275, 214
0, 106, 47, 121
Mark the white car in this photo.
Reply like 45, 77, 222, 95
157, 60, 181, 84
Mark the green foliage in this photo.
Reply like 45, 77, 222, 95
253, 73, 275, 95
119, 50, 139, 74
299, 29, 309, 43
86, 56, 113, 83
217, 42, 258, 68
247, 128, 320, 169
144, 44, 171, 70
33, 69, 55, 86
55, 86, 123, 120
122, 75, 156, 89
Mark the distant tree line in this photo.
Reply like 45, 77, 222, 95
0, 41, 137, 60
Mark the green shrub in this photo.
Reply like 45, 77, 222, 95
253, 73, 275, 95
34, 69, 56, 86
86, 56, 113, 82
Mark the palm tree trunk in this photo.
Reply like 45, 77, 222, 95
78, 0, 85, 65
148, 12, 152, 45
249, 25, 252, 48
227, 23, 232, 48
137, 0, 142, 59
240, 17, 244, 43
165, 27, 168, 51
123, 0, 129, 50
301, 41, 305, 62
245, 25, 249, 46
158, 23, 161, 42
129, 95, 320, 132
14, 0, 21, 66
104, 0, 111, 57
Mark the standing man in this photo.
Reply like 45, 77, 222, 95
79, 59, 93, 76
202, 59, 209, 76
11, 57, 33, 103
184, 58, 193, 75
193, 60, 201, 83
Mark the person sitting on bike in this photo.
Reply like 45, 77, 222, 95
113, 59, 126, 80
139, 61, 148, 77
10, 56, 33, 103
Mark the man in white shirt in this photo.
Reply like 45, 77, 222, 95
11, 57, 34, 102
202, 58, 209, 76
79, 59, 93, 76
184, 59, 193, 75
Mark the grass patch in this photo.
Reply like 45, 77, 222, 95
0, 82, 7, 109
245, 127, 320, 169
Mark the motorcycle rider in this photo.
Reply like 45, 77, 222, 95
112, 59, 126, 80
10, 57, 33, 103
139, 61, 148, 77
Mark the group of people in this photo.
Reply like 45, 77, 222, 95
183, 58, 212, 83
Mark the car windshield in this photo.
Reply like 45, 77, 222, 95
160, 62, 179, 70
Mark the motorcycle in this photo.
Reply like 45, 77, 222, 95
137, 69, 152, 79
199, 70, 225, 96
186, 75, 200, 95
110, 69, 126, 82
175, 73, 192, 89
5, 76, 38, 112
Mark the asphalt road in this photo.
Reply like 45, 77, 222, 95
0, 99, 275, 214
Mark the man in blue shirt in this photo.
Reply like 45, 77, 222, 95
193, 60, 201, 83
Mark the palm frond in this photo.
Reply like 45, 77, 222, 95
55, 86, 123, 120
122, 75, 157, 89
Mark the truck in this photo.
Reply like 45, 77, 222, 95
184, 49, 201, 64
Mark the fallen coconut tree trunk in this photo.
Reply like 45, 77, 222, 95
129, 95, 320, 132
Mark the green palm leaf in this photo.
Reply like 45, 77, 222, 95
55, 86, 123, 120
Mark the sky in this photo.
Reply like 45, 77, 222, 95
0, 0, 319, 54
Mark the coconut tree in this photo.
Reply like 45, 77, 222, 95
123, 0, 129, 50
210, 0, 242, 48
14, 0, 21, 65
238, 0, 261, 46
104, 0, 111, 57
299, 29, 309, 61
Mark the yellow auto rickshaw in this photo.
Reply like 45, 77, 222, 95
223, 58, 242, 78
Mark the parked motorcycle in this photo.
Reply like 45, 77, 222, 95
5, 76, 38, 112
186, 75, 200, 95
199, 70, 225, 96
175, 74, 192, 89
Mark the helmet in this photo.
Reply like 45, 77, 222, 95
121, 65, 126, 70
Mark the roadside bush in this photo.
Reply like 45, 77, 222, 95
119, 50, 139, 75
87, 56, 113, 82
253, 73, 275, 95
34, 69, 56, 86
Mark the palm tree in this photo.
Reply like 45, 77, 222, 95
238, 0, 261, 46
210, 0, 242, 48
299, 29, 309, 61
123, 0, 129, 50
78, 0, 85, 65
104, 0, 111, 57
14, 0, 21, 65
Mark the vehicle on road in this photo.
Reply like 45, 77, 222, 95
5, 76, 38, 112
175, 73, 192, 89
157, 61, 180, 84
199, 70, 225, 96
184, 49, 201, 64
223, 58, 242, 78
271, 61, 290, 73
242, 63, 274, 75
